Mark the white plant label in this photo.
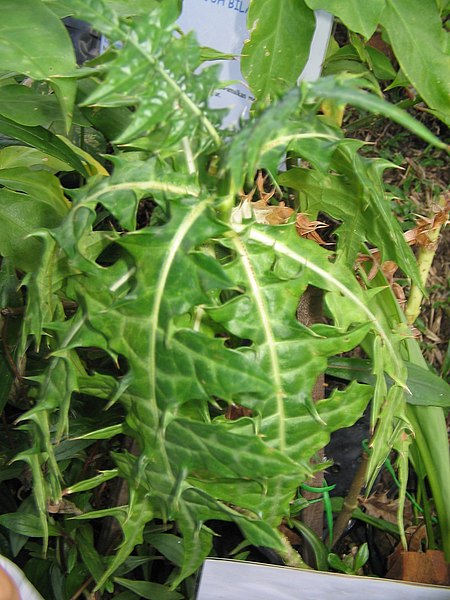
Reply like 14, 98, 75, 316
177, 1, 333, 127
196, 559, 450, 600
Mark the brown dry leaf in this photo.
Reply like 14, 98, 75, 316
225, 404, 253, 420
252, 172, 294, 224
263, 203, 294, 225
240, 189, 255, 204
404, 216, 435, 248
356, 254, 405, 305
380, 260, 398, 283
404, 198, 449, 248
423, 327, 443, 343
295, 214, 329, 245
233, 172, 294, 225
357, 196, 449, 271
255, 171, 276, 204
405, 523, 428, 552
279, 523, 302, 546
48, 498, 82, 515
357, 252, 381, 281
367, 32, 395, 62
359, 491, 413, 526
379, 260, 406, 304
391, 282, 406, 306
409, 325, 421, 340
238, 200, 294, 225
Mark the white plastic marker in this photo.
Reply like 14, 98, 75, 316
195, 559, 450, 600
177, 1, 333, 127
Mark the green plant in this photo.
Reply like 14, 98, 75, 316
306, 0, 450, 124
0, 1, 448, 597
328, 542, 370, 575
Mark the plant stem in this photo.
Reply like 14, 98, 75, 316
405, 195, 448, 324
328, 451, 369, 548
279, 534, 311, 569
297, 287, 325, 556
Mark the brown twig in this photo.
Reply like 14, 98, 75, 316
327, 451, 369, 548
69, 575, 94, 600
297, 287, 325, 563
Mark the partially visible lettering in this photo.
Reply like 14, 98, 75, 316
223, 86, 246, 100
228, 0, 248, 13
202, 0, 249, 12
